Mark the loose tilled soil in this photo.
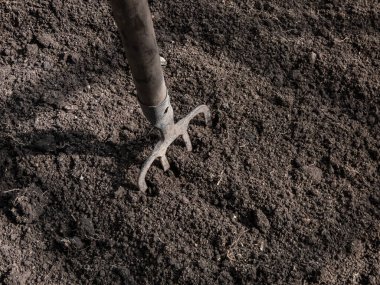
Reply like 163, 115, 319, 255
0, 0, 379, 284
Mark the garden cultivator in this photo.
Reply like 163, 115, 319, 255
110, 0, 211, 191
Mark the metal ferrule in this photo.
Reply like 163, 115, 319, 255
138, 93, 174, 129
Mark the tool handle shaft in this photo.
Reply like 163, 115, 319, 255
110, 0, 166, 106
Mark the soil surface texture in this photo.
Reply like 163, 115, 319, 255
0, 0, 379, 284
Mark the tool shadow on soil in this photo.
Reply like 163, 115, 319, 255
0, 50, 127, 123
0, 33, 148, 185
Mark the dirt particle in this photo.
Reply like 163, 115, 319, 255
1, 48, 11, 56
307, 188, 321, 197
272, 74, 284, 87
3, 185, 47, 224
263, 2, 274, 12
309, 51, 317, 64
254, 1, 263, 10
35, 33, 58, 48
160, 56, 167, 66
70, 236, 85, 249
67, 53, 80, 64
113, 267, 137, 285
10, 233, 18, 241
62, 104, 78, 112
114, 186, 126, 199
126, 190, 141, 203
179, 195, 190, 204
77, 216, 95, 237
217, 270, 234, 283
302, 165, 323, 183
58, 236, 84, 250
2, 268, 31, 285
253, 209, 271, 233
24, 44, 38, 57
291, 69, 303, 82
274, 94, 294, 107
41, 62, 49, 71
318, 267, 337, 284
348, 239, 365, 257
59, 52, 68, 61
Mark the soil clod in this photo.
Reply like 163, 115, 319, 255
2, 185, 48, 224
253, 209, 271, 233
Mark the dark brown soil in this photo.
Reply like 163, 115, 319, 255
1, 0, 379, 284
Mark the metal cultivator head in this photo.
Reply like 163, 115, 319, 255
138, 96, 211, 191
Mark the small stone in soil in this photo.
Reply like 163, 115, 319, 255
59, 237, 84, 249
67, 53, 80, 64
70, 236, 84, 249
302, 165, 323, 183
253, 209, 270, 233
77, 216, 95, 237
114, 186, 126, 199
25, 44, 38, 57
6, 185, 47, 224
160, 56, 167, 66
42, 60, 51, 69
179, 195, 190, 204
309, 51, 317, 64
291, 69, 302, 81
274, 94, 294, 107
62, 104, 78, 112
35, 33, 58, 48
126, 190, 143, 203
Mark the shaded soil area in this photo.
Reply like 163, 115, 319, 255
0, 0, 379, 284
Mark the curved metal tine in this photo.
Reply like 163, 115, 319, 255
138, 105, 211, 192
198, 105, 212, 126
160, 155, 170, 171
178, 105, 211, 154
182, 132, 192, 151
138, 148, 162, 192
180, 105, 212, 128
